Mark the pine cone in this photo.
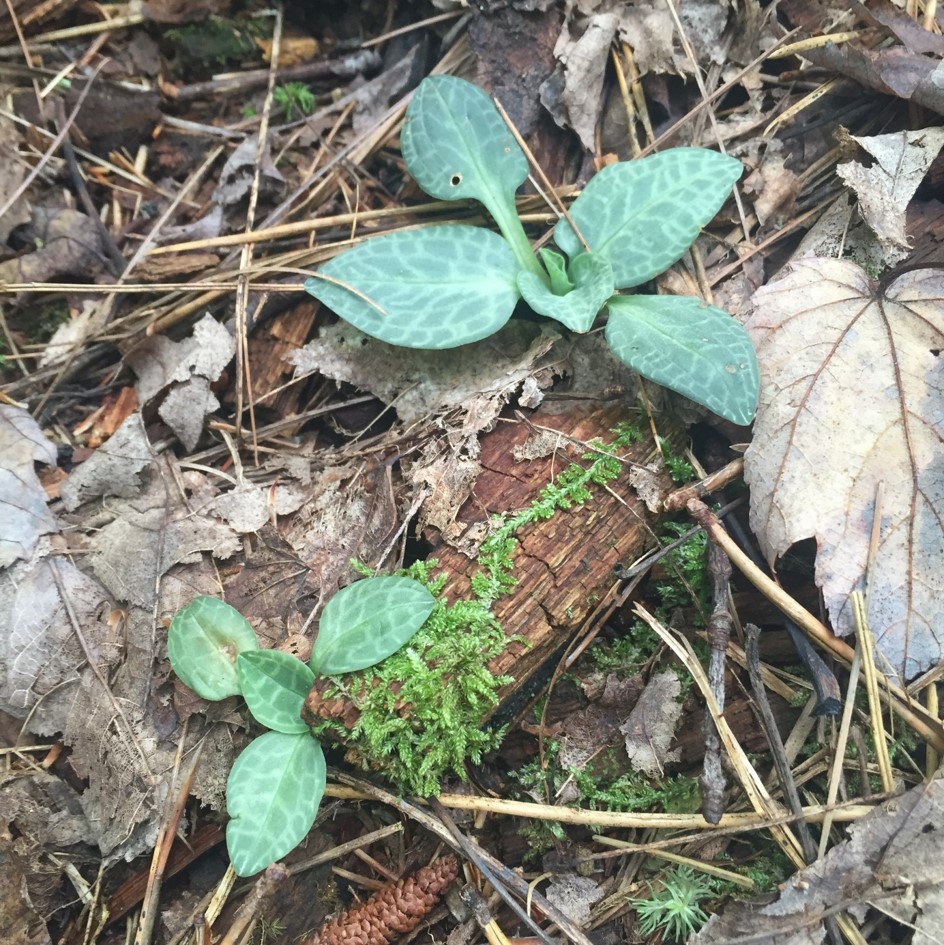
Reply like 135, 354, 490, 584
303, 854, 459, 945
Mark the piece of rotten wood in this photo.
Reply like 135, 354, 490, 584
304, 403, 672, 730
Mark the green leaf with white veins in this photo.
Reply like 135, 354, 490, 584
517, 252, 614, 332
402, 75, 526, 220
238, 650, 314, 734
606, 295, 759, 425
304, 226, 521, 349
310, 576, 436, 676
167, 596, 259, 701
556, 149, 742, 289
226, 731, 325, 876
401, 75, 543, 279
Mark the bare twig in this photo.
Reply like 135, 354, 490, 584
429, 798, 555, 945
701, 541, 733, 824
745, 624, 817, 862
685, 502, 944, 751
330, 771, 596, 945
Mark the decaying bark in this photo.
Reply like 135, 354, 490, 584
304, 403, 671, 728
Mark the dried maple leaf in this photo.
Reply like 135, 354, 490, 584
744, 258, 944, 679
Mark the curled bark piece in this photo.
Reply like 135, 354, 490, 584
302, 855, 459, 945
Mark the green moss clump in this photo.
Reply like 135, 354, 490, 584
309, 419, 647, 796
473, 419, 644, 605
590, 624, 661, 674
309, 563, 512, 796
655, 522, 710, 623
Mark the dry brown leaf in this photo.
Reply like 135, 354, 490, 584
741, 140, 800, 227
11, 467, 242, 858
744, 258, 944, 679
860, 0, 944, 56
694, 774, 944, 945
0, 207, 106, 286
215, 133, 284, 208
350, 50, 419, 136
836, 127, 944, 250
283, 459, 400, 600
801, 40, 944, 118
0, 406, 58, 568
541, 13, 618, 151
86, 494, 241, 609
60, 412, 151, 511
1, 557, 118, 714
620, 669, 682, 776
289, 321, 558, 429
545, 874, 605, 926
127, 314, 236, 450
551, 674, 644, 803
0, 832, 52, 945
207, 479, 270, 533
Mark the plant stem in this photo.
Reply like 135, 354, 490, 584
486, 196, 547, 282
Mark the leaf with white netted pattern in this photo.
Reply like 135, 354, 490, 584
606, 295, 758, 424
305, 226, 520, 349
310, 576, 436, 676
226, 731, 325, 876
555, 149, 742, 289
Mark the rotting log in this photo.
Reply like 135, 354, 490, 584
303, 402, 672, 728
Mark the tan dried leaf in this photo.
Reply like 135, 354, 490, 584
836, 127, 944, 250
0, 406, 58, 567
3, 558, 117, 714
289, 320, 556, 428
60, 412, 151, 511
695, 774, 944, 945
126, 314, 235, 451
620, 669, 682, 776
744, 258, 944, 678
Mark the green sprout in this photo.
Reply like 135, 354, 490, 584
273, 81, 315, 119
166, 576, 435, 877
632, 865, 713, 941
305, 75, 758, 425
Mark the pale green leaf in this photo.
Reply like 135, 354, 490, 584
238, 650, 314, 734
538, 248, 574, 295
226, 731, 325, 877
517, 252, 614, 332
401, 75, 527, 220
167, 597, 258, 701
310, 576, 436, 676
556, 149, 742, 289
605, 295, 759, 425
304, 226, 520, 349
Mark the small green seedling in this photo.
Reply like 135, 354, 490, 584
304, 75, 759, 425
273, 81, 315, 119
167, 576, 436, 876
632, 865, 714, 941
